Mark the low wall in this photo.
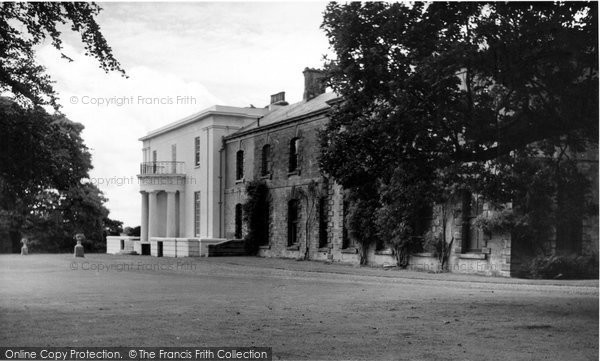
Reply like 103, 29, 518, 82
362, 234, 511, 277
148, 238, 231, 257
106, 236, 140, 255
199, 238, 228, 257
150, 238, 200, 257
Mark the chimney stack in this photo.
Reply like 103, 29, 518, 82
268, 91, 288, 110
303, 68, 326, 101
270, 91, 287, 105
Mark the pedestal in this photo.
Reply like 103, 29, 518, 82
74, 243, 85, 258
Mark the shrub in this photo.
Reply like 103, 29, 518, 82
528, 254, 599, 279
474, 208, 515, 234
423, 231, 453, 271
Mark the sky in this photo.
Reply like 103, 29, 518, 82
37, 2, 332, 227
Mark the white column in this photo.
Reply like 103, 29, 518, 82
140, 191, 149, 242
148, 191, 159, 240
178, 191, 185, 238
166, 191, 177, 238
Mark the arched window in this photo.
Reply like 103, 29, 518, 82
287, 199, 299, 246
261, 144, 270, 176
289, 138, 300, 172
236, 150, 244, 180
235, 203, 243, 239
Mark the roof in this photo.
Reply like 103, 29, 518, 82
139, 105, 269, 141
233, 92, 340, 135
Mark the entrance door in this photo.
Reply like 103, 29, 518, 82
157, 241, 163, 257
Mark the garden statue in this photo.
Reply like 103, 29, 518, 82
20, 238, 28, 255
74, 233, 85, 258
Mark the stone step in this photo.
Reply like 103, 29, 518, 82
118, 250, 138, 255
207, 240, 247, 257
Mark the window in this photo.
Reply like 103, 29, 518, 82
261, 144, 270, 176
235, 203, 243, 239
194, 137, 200, 167
152, 150, 157, 174
287, 199, 299, 246
171, 144, 177, 173
556, 178, 584, 253
462, 192, 484, 252
289, 138, 300, 172
194, 192, 201, 236
318, 197, 328, 248
236, 150, 244, 180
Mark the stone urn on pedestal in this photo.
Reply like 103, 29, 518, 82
20, 238, 28, 255
74, 233, 85, 258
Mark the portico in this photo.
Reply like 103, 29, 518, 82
138, 161, 186, 242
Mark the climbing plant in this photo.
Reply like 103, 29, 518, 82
242, 180, 270, 255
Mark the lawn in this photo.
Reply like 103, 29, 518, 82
0, 254, 598, 360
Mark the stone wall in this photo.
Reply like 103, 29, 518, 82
224, 112, 358, 262
221, 103, 596, 278
362, 198, 512, 277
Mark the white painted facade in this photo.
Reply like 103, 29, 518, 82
136, 105, 268, 255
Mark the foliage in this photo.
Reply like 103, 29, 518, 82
321, 2, 597, 181
374, 165, 435, 267
0, 4, 125, 252
242, 180, 270, 255
343, 185, 381, 265
436, 236, 454, 272
20, 182, 111, 252
319, 2, 598, 265
295, 180, 322, 260
474, 207, 515, 234
498, 150, 594, 256
423, 203, 455, 271
130, 226, 141, 237
0, 2, 126, 108
528, 254, 598, 279
0, 99, 114, 252
103, 218, 123, 236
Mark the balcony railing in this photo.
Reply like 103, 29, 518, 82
140, 161, 185, 175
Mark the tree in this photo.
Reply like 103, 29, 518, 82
0, 4, 126, 252
0, 2, 126, 108
321, 2, 597, 185
0, 98, 113, 252
22, 182, 112, 252
343, 184, 381, 265
130, 225, 141, 237
320, 2, 598, 264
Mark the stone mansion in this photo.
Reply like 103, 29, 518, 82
107, 68, 599, 278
